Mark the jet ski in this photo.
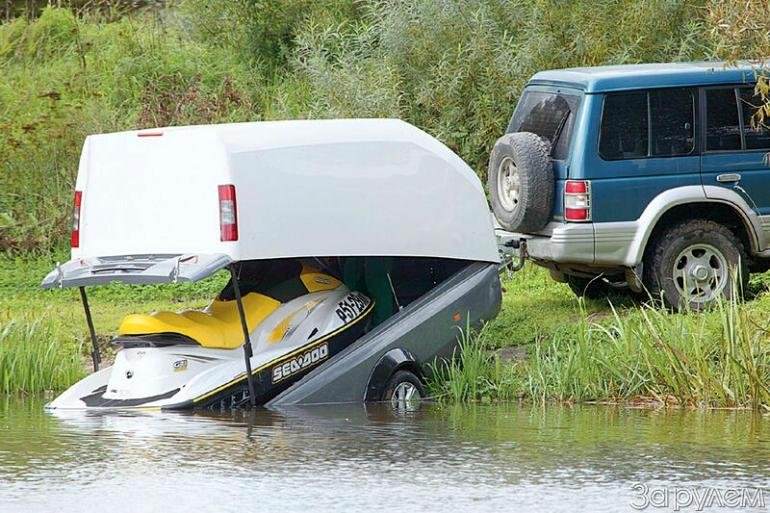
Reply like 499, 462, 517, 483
48, 260, 373, 410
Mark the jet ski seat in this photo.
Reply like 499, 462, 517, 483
118, 261, 342, 349
118, 293, 282, 349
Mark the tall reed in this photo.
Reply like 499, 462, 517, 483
433, 296, 770, 410
0, 317, 85, 393
429, 322, 520, 403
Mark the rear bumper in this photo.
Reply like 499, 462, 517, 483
515, 222, 595, 264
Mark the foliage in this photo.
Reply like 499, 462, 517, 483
2, 1, 770, 251
0, 6, 256, 251
429, 322, 520, 403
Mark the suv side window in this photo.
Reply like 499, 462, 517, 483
706, 88, 742, 151
599, 92, 648, 160
650, 89, 695, 157
599, 88, 695, 160
739, 88, 770, 150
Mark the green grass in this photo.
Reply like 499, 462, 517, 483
431, 272, 770, 410
0, 316, 84, 394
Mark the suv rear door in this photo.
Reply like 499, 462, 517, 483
701, 86, 770, 248
506, 85, 582, 223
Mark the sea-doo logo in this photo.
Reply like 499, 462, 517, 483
272, 343, 329, 383
173, 359, 188, 372
335, 292, 370, 323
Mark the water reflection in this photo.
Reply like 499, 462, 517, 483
1, 397, 769, 512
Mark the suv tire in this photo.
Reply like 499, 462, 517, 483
643, 219, 748, 311
488, 132, 553, 233
566, 275, 611, 300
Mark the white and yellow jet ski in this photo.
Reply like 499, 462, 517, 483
47, 260, 373, 410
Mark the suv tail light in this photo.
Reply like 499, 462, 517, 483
564, 180, 591, 222
70, 190, 82, 248
218, 184, 238, 241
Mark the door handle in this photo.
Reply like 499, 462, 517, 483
716, 173, 741, 183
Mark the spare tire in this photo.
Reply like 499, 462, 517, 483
487, 132, 553, 233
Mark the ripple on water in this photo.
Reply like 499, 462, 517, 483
0, 398, 769, 513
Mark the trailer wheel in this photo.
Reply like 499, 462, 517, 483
382, 370, 425, 411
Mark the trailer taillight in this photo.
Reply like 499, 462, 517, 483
564, 180, 591, 222
218, 184, 238, 241
71, 190, 82, 248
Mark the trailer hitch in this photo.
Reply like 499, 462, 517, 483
498, 238, 527, 277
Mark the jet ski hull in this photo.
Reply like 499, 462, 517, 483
47, 289, 373, 410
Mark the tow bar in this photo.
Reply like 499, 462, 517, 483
497, 233, 527, 277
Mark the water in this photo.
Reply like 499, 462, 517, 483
1, 398, 769, 513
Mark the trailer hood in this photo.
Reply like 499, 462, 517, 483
67, 119, 500, 266
41, 253, 232, 289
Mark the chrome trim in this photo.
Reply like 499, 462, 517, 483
510, 222, 594, 264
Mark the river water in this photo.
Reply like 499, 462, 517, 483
1, 398, 768, 512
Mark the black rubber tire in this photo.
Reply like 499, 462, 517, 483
381, 370, 425, 404
566, 275, 611, 300
487, 132, 553, 233
643, 219, 748, 311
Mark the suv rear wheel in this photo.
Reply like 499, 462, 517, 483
643, 219, 748, 310
566, 275, 611, 300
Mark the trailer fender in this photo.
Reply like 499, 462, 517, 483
365, 348, 422, 402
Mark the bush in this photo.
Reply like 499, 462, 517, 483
283, 0, 715, 175
2, 1, 769, 251
0, 7, 256, 251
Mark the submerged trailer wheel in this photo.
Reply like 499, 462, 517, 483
382, 370, 425, 411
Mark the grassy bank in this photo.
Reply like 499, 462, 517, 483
431, 271, 770, 410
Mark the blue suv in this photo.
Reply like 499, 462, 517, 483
489, 62, 770, 309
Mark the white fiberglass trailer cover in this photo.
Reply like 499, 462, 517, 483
46, 118, 498, 289
42, 119, 500, 411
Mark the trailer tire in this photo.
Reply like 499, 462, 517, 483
488, 132, 553, 233
382, 370, 425, 410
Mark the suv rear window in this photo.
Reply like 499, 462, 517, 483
508, 90, 580, 160
599, 88, 695, 160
